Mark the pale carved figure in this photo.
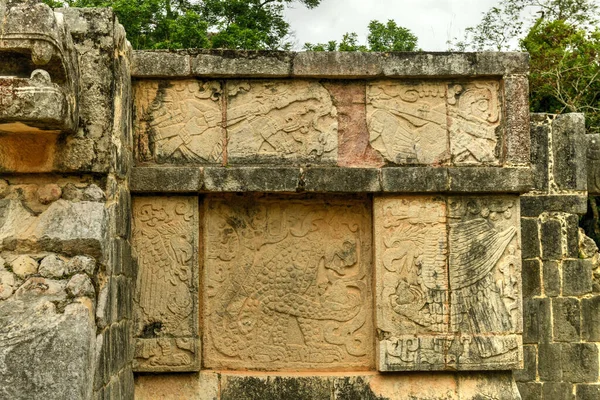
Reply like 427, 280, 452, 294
135, 80, 223, 163
376, 196, 522, 371
226, 81, 338, 163
204, 197, 373, 370
367, 82, 448, 164
448, 82, 502, 165
132, 197, 199, 371
0, 0, 79, 134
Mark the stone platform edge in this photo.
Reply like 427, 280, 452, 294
132, 50, 529, 78
130, 166, 532, 194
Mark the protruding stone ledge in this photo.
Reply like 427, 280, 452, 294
130, 166, 532, 194
520, 194, 588, 217
132, 50, 528, 79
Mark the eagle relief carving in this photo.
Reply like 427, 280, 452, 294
132, 196, 199, 372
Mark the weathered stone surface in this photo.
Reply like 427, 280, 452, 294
221, 375, 331, 400
192, 50, 293, 77
226, 80, 338, 164
82, 184, 105, 202
131, 167, 203, 193
517, 382, 542, 400
504, 75, 530, 165
523, 298, 552, 344
576, 384, 600, 400
520, 195, 588, 217
375, 195, 522, 371
530, 116, 550, 192
522, 259, 541, 298
543, 382, 574, 400
324, 82, 384, 167
0, 296, 95, 400
37, 184, 62, 205
66, 274, 95, 298
447, 167, 532, 193
561, 343, 599, 383
521, 218, 540, 259
132, 196, 200, 372
514, 345, 537, 382
0, 0, 80, 134
204, 167, 299, 192
303, 168, 381, 192
538, 343, 563, 381
39, 253, 67, 278
134, 80, 224, 164
204, 196, 373, 370
541, 218, 562, 260
367, 81, 448, 165
134, 372, 219, 400
11, 255, 38, 278
552, 113, 587, 191
563, 259, 592, 296
66, 255, 96, 275
0, 268, 16, 300
581, 296, 600, 341
586, 134, 600, 194
543, 260, 561, 297
132, 51, 191, 77
448, 81, 503, 165
293, 51, 383, 78
381, 167, 446, 192
553, 298, 581, 342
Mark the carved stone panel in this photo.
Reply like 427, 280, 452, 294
374, 196, 449, 371
226, 81, 338, 164
367, 81, 449, 165
447, 196, 522, 370
132, 196, 199, 372
447, 81, 503, 165
375, 195, 522, 371
134, 80, 224, 164
204, 196, 373, 370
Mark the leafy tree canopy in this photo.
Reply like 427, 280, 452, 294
42, 0, 322, 50
304, 19, 418, 52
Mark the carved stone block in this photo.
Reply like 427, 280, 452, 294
0, 0, 80, 134
448, 81, 503, 165
367, 81, 449, 165
204, 196, 373, 370
375, 195, 522, 371
226, 81, 338, 164
134, 80, 224, 164
132, 196, 199, 372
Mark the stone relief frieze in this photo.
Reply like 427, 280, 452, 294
448, 81, 503, 165
367, 80, 503, 166
203, 196, 373, 370
134, 80, 223, 164
367, 82, 449, 165
132, 196, 199, 371
226, 80, 338, 163
375, 195, 522, 371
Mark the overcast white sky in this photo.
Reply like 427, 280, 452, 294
284, 0, 501, 51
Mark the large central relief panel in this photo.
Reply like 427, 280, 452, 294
203, 195, 374, 370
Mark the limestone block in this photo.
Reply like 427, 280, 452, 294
11, 255, 39, 278
134, 80, 224, 164
0, 296, 95, 400
367, 81, 449, 165
448, 81, 503, 165
203, 196, 373, 370
375, 195, 522, 371
132, 196, 200, 372
226, 80, 338, 164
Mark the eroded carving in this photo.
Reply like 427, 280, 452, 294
204, 196, 373, 370
132, 196, 199, 371
226, 80, 338, 163
0, 0, 79, 134
367, 81, 448, 165
375, 196, 522, 371
134, 80, 223, 164
448, 81, 503, 165
447, 196, 522, 369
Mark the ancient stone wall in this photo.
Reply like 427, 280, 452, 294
2, 2, 600, 399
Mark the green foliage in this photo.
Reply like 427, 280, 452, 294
522, 19, 600, 132
303, 19, 418, 52
367, 19, 418, 51
41, 0, 321, 50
